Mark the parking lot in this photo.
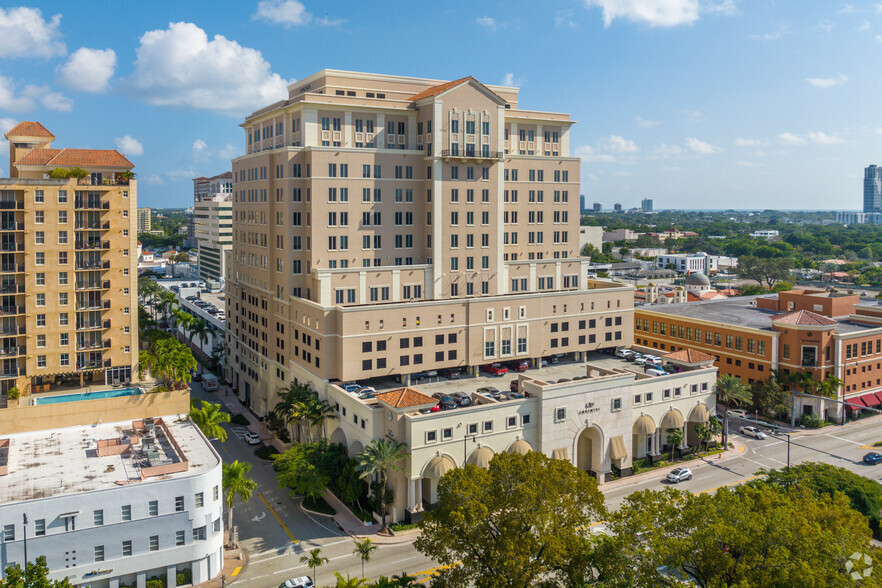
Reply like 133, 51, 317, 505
155, 279, 225, 326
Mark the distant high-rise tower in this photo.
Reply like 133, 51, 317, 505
641, 198, 653, 212
592, 202, 602, 212
865, 165, 882, 213
580, 194, 586, 212
613, 203, 623, 212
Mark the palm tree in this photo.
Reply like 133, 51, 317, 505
157, 289, 178, 325
304, 396, 338, 441
189, 318, 210, 354
355, 439, 410, 532
715, 374, 752, 447
222, 460, 257, 537
190, 400, 231, 441
353, 538, 378, 579
273, 383, 314, 442
299, 548, 328, 581
149, 338, 197, 389
333, 573, 370, 588
391, 572, 420, 587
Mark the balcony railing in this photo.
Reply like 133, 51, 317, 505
0, 265, 23, 273
0, 222, 24, 231
75, 322, 103, 331
76, 302, 103, 311
0, 242, 24, 252
74, 199, 104, 210
0, 284, 24, 294
76, 361, 103, 371
0, 306, 24, 316
74, 241, 109, 251
0, 346, 24, 357
76, 341, 104, 351
0, 202, 24, 210
74, 260, 109, 271
76, 177, 130, 187
440, 149, 503, 160
74, 280, 110, 291
0, 326, 25, 336
0, 367, 24, 378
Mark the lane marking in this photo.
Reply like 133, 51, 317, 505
231, 567, 241, 577
738, 446, 745, 453
824, 433, 865, 446
764, 457, 787, 466
247, 550, 425, 581
258, 492, 298, 544
695, 475, 761, 495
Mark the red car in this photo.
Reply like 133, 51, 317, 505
507, 360, 529, 372
483, 363, 509, 376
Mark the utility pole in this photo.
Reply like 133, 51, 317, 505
463, 433, 476, 465
22, 513, 27, 565
786, 434, 791, 472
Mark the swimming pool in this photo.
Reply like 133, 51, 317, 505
33, 387, 143, 406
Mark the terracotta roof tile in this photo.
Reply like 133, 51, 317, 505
5, 121, 54, 139
15, 148, 133, 169
663, 349, 717, 363
770, 310, 837, 327
375, 387, 437, 409
409, 76, 474, 101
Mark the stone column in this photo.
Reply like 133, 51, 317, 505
167, 565, 178, 588
136, 572, 146, 588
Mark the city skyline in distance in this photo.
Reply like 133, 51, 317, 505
0, 1, 879, 210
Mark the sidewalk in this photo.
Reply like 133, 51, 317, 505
194, 547, 246, 588
213, 385, 289, 454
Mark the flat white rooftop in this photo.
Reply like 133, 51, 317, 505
0, 416, 219, 505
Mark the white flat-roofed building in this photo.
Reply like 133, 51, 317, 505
0, 416, 223, 588
656, 252, 717, 275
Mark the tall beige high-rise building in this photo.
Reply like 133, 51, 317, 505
0, 122, 139, 397
136, 206, 151, 233
226, 71, 632, 413
193, 172, 233, 282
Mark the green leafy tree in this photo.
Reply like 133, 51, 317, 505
736, 283, 766, 296
414, 451, 607, 588
353, 538, 378, 579
355, 439, 410, 531
304, 395, 338, 440
142, 337, 196, 388
715, 374, 752, 447
390, 572, 420, 587
665, 427, 683, 461
222, 460, 257, 534
607, 484, 874, 587
333, 573, 371, 588
751, 375, 788, 418
299, 548, 329, 581
758, 462, 882, 538
0, 556, 74, 587
273, 447, 330, 501
189, 400, 231, 441
736, 254, 793, 288
189, 318, 210, 352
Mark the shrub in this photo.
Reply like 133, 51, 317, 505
256, 445, 280, 460
230, 413, 249, 426
631, 460, 641, 474
176, 568, 192, 585
801, 414, 823, 429
391, 522, 420, 532
6, 387, 19, 400
146, 577, 166, 588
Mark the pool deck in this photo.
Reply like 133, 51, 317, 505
32, 387, 143, 406
29, 383, 148, 406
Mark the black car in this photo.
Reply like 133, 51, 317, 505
440, 368, 462, 379
431, 393, 458, 410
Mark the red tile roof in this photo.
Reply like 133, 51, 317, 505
15, 148, 133, 169
770, 310, 837, 327
409, 76, 474, 101
663, 349, 717, 363
375, 387, 437, 408
5, 121, 54, 139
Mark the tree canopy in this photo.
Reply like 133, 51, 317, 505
736, 254, 793, 288
0, 557, 73, 588
415, 451, 607, 588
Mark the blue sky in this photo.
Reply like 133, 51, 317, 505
0, 0, 880, 210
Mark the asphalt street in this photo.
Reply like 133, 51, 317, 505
192, 380, 882, 587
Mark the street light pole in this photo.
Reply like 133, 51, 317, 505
22, 513, 27, 565
786, 433, 791, 472
463, 433, 476, 465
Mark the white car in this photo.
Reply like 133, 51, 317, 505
666, 467, 693, 484
243, 432, 261, 445
616, 348, 633, 359
740, 426, 766, 440
634, 356, 649, 366
279, 578, 314, 588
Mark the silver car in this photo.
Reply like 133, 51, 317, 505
740, 426, 766, 440
666, 467, 693, 484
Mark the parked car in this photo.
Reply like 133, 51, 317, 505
449, 392, 472, 407
185, 295, 198, 301
170, 286, 179, 293
625, 353, 642, 362
413, 370, 438, 383
207, 308, 220, 315
662, 364, 680, 374
357, 386, 377, 399
557, 378, 572, 383
429, 403, 441, 412
864, 452, 882, 465
634, 356, 649, 366
279, 577, 314, 588
191, 373, 202, 382
645, 368, 666, 376
615, 348, 634, 359
509, 379, 519, 393
440, 368, 462, 379
341, 383, 361, 393
243, 432, 260, 446
431, 393, 458, 410
740, 426, 766, 440
666, 467, 693, 484
507, 360, 529, 372
483, 363, 508, 376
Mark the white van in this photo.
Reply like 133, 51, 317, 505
645, 368, 666, 376
201, 373, 219, 391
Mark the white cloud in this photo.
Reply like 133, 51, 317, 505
807, 131, 845, 145
778, 131, 845, 145
635, 116, 661, 127
501, 73, 525, 87
145, 174, 164, 185
777, 132, 806, 145
606, 135, 639, 153
839, 4, 856, 14
217, 143, 238, 160
877, 4, 882, 14
476, 16, 497, 31
253, 0, 311, 26
555, 10, 578, 28
682, 109, 702, 122
651, 143, 686, 159
577, 135, 640, 162
876, 127, 882, 135
584, 0, 701, 27
705, 0, 737, 16
857, 21, 871, 32
193, 138, 207, 153
166, 169, 196, 179
806, 74, 848, 88
751, 26, 792, 41
734, 137, 768, 147
125, 22, 290, 115
613, 171, 632, 177
735, 160, 760, 167
0, 7, 65, 59
0, 75, 72, 112
876, 34, 882, 43
817, 20, 834, 33
56, 48, 117, 93
685, 137, 722, 154
192, 138, 238, 162
0, 117, 16, 157
115, 135, 143, 157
